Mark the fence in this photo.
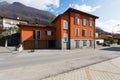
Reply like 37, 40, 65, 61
23, 40, 56, 49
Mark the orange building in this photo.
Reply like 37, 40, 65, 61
19, 8, 99, 49
19, 24, 56, 49
53, 8, 98, 49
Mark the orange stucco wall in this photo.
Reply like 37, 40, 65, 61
53, 11, 96, 40
52, 16, 62, 40
21, 25, 56, 41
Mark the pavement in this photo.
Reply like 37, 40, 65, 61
0, 46, 12, 53
42, 57, 120, 80
0, 45, 120, 80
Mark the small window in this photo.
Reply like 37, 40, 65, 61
47, 31, 52, 36
75, 28, 79, 36
64, 33, 68, 42
90, 18, 93, 26
90, 30, 92, 37
82, 30, 86, 37
64, 21, 68, 29
75, 13, 80, 25
82, 19, 87, 26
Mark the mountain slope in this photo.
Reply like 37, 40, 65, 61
0, 2, 56, 24
96, 27, 110, 34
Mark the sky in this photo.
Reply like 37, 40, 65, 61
0, 0, 120, 33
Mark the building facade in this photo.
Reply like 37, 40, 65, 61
19, 24, 56, 49
20, 8, 99, 49
0, 16, 28, 34
52, 8, 98, 49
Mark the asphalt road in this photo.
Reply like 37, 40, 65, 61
0, 46, 120, 70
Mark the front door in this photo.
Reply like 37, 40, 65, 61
34, 30, 41, 49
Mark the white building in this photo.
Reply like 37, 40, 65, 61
95, 33, 104, 46
0, 16, 28, 34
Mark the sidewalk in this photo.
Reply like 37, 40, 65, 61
0, 46, 12, 53
42, 57, 120, 80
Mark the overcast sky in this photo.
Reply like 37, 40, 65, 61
0, 0, 120, 33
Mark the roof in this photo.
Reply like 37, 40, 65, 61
18, 24, 56, 29
99, 33, 112, 39
52, 7, 99, 23
113, 34, 120, 39
65, 8, 99, 18
0, 16, 28, 22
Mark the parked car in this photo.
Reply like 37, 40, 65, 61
102, 42, 110, 47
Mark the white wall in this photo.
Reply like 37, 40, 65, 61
96, 39, 104, 44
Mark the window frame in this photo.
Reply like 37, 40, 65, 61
75, 13, 80, 25
82, 18, 87, 26
33, 30, 41, 40
63, 20, 68, 30
90, 30, 92, 37
82, 29, 86, 37
90, 18, 93, 27
75, 28, 80, 37
64, 33, 68, 42
83, 40, 87, 46
47, 31, 52, 36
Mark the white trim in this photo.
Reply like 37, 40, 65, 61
63, 20, 68, 29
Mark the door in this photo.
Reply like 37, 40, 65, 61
75, 40, 79, 48
34, 30, 41, 49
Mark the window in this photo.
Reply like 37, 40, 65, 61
75, 13, 80, 25
47, 31, 52, 36
90, 18, 93, 26
90, 40, 92, 47
64, 21, 68, 29
75, 28, 79, 36
90, 30, 92, 37
82, 30, 86, 37
82, 19, 87, 26
83, 40, 87, 46
64, 33, 68, 42
33, 30, 40, 40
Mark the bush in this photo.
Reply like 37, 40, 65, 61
0, 34, 4, 39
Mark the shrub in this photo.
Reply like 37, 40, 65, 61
0, 34, 4, 39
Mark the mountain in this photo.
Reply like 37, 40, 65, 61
0, 1, 9, 5
0, 1, 56, 25
96, 27, 110, 34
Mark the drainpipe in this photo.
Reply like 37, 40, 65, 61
94, 22, 96, 49
68, 11, 71, 50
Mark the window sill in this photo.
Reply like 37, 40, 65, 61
63, 29, 68, 30
76, 36, 80, 37
47, 35, 52, 36
75, 24, 79, 25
